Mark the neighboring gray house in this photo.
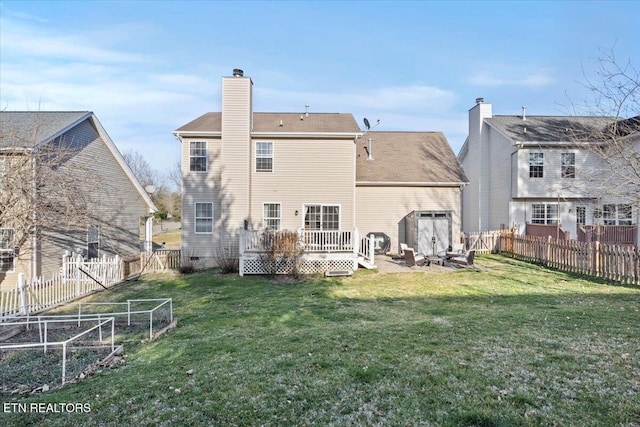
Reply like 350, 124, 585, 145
174, 70, 468, 273
458, 99, 639, 246
0, 111, 157, 289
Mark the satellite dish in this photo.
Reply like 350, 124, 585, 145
363, 118, 370, 130
145, 185, 156, 194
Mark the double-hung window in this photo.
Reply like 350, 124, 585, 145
304, 205, 340, 230
603, 204, 633, 225
263, 203, 281, 230
561, 153, 575, 178
529, 152, 544, 178
531, 203, 558, 224
576, 206, 586, 225
195, 202, 213, 233
189, 141, 207, 172
256, 142, 273, 172
0, 228, 15, 273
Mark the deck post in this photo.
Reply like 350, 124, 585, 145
369, 233, 376, 267
353, 228, 359, 270
239, 230, 245, 276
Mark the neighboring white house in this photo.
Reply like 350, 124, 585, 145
0, 111, 157, 289
173, 70, 468, 273
458, 99, 639, 246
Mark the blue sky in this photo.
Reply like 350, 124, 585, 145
1, 1, 638, 174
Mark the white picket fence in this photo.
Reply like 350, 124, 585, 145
0, 254, 122, 321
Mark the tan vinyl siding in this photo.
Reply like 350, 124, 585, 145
356, 185, 462, 253
250, 139, 355, 230
181, 137, 223, 266
221, 77, 252, 237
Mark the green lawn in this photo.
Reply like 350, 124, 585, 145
2, 255, 640, 426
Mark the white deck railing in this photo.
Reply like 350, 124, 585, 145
241, 229, 356, 253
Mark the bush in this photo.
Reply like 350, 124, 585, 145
213, 245, 239, 274
258, 230, 304, 277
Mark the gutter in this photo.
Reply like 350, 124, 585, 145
356, 181, 469, 187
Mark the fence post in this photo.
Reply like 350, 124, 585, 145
239, 230, 245, 277
593, 241, 601, 277
17, 273, 27, 315
114, 254, 121, 284
75, 254, 82, 297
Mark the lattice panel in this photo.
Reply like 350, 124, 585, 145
241, 256, 355, 275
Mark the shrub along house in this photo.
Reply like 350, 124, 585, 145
0, 111, 157, 290
174, 70, 468, 275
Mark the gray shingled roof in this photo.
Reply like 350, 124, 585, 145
175, 112, 360, 134
485, 115, 616, 143
0, 111, 91, 148
356, 132, 468, 184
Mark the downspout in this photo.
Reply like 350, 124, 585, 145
352, 136, 357, 230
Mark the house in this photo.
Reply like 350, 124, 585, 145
173, 69, 468, 273
458, 99, 640, 246
0, 111, 157, 289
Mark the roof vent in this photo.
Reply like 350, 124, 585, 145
367, 138, 373, 160
522, 106, 527, 120
476, 97, 484, 104
305, 104, 309, 117
233, 68, 244, 77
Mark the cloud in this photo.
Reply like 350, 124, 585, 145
467, 63, 555, 88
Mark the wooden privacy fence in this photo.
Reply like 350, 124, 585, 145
140, 249, 181, 273
463, 229, 514, 254
501, 234, 639, 285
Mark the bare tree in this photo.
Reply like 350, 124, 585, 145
122, 149, 166, 191
0, 132, 101, 255
168, 159, 181, 192
570, 48, 640, 208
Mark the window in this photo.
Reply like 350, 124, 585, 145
304, 204, 340, 230
561, 153, 575, 178
529, 152, 544, 178
87, 225, 100, 259
603, 204, 633, 225
531, 203, 558, 224
256, 142, 273, 172
576, 206, 586, 225
189, 141, 207, 172
0, 228, 15, 273
195, 202, 213, 233
263, 203, 281, 230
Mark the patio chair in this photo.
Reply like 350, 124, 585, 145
450, 250, 475, 267
400, 243, 409, 256
404, 248, 427, 267
437, 243, 465, 260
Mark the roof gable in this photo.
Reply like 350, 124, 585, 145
0, 111, 157, 213
356, 132, 468, 184
0, 111, 91, 148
